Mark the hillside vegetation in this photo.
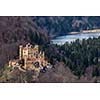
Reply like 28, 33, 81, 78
32, 16, 100, 37
0, 16, 48, 67
0, 16, 100, 82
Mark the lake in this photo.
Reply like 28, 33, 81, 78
51, 32, 100, 45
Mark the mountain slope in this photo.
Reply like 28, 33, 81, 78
32, 16, 100, 37
0, 16, 48, 67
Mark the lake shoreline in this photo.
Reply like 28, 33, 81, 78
52, 29, 100, 39
69, 29, 100, 35
51, 31, 100, 45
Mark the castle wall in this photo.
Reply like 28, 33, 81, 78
17, 43, 50, 70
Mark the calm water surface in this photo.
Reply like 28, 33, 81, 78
51, 32, 100, 45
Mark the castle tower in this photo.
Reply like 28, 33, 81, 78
19, 45, 23, 60
24, 56, 27, 69
34, 45, 39, 53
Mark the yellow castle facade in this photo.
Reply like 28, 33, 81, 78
9, 43, 51, 72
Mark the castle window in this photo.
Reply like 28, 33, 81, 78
33, 62, 39, 68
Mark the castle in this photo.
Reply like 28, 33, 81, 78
8, 43, 51, 73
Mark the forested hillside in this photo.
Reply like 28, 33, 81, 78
0, 16, 100, 82
32, 16, 100, 37
0, 16, 48, 67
